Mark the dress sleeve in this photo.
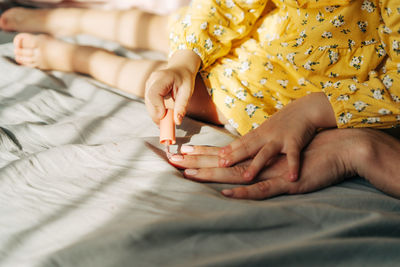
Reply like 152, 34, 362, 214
168, 0, 269, 69
323, 0, 400, 129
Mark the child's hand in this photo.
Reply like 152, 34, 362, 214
145, 50, 201, 125
170, 128, 356, 200
220, 92, 336, 182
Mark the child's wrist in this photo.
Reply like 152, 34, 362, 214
305, 92, 337, 129
168, 50, 201, 74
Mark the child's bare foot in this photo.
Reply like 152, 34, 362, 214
1, 7, 80, 35
14, 33, 77, 72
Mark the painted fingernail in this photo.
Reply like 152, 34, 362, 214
170, 154, 183, 161
184, 169, 198, 176
222, 189, 233, 197
181, 145, 194, 154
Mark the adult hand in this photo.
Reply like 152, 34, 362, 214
218, 92, 336, 182
170, 128, 358, 200
145, 50, 201, 125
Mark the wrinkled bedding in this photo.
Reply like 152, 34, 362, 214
0, 31, 399, 267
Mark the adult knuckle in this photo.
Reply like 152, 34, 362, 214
256, 181, 269, 193
231, 165, 247, 178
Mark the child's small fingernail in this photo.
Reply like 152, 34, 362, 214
176, 113, 183, 125
184, 169, 198, 176
222, 189, 233, 197
170, 154, 183, 161
181, 145, 194, 154
220, 146, 230, 156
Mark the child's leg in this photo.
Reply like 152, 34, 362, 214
14, 33, 227, 125
1, 7, 168, 53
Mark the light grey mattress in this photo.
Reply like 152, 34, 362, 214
0, 31, 399, 267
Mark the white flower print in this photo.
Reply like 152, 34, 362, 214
181, 15, 191, 27
200, 22, 208, 30
239, 61, 250, 72
376, 45, 386, 57
393, 40, 400, 54
275, 101, 283, 109
228, 118, 239, 129
245, 104, 258, 118
252, 123, 260, 129
204, 38, 213, 51
224, 13, 233, 20
379, 108, 392, 115
253, 90, 264, 98
338, 112, 352, 124
286, 52, 296, 65
241, 80, 249, 87
383, 75, 393, 89
333, 81, 341, 88
336, 95, 348, 104
322, 31, 333, 39
303, 60, 319, 71
225, 0, 235, 8
350, 56, 363, 70
223, 67, 234, 77
224, 96, 235, 107
363, 117, 380, 124
348, 84, 358, 92
235, 88, 247, 100
186, 33, 197, 44
357, 21, 368, 33
192, 47, 201, 58
391, 94, 400, 103
316, 12, 324, 22
259, 78, 267, 85
331, 15, 345, 27
264, 61, 274, 72
213, 25, 224, 36
354, 101, 368, 112
178, 44, 187, 50
361, 0, 376, 13
294, 37, 304, 47
371, 89, 384, 100
321, 81, 333, 89
328, 50, 339, 65
277, 79, 289, 88
324, 6, 338, 13
382, 25, 392, 34
298, 77, 306, 86
305, 46, 313, 55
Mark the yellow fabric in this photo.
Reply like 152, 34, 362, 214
169, 0, 400, 135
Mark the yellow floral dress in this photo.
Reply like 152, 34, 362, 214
169, 0, 400, 135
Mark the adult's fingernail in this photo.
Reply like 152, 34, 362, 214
181, 145, 194, 154
185, 169, 198, 176
170, 154, 183, 161
219, 158, 229, 167
289, 173, 298, 182
222, 189, 233, 197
